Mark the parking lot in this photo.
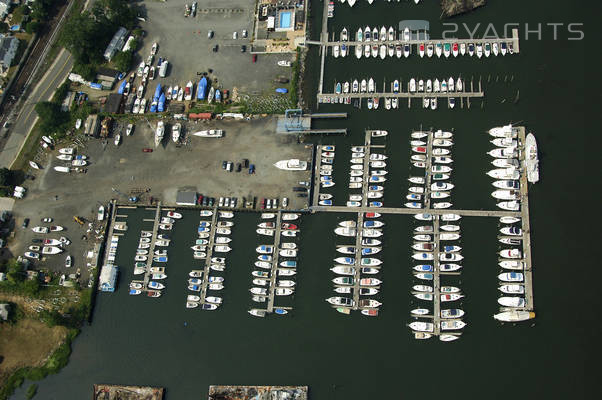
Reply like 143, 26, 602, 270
137, 0, 295, 97
8, 116, 312, 280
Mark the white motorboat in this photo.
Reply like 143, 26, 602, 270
441, 309, 465, 319
441, 320, 466, 330
487, 168, 520, 180
500, 248, 522, 259
498, 296, 525, 307
492, 158, 519, 168
409, 322, 434, 333
492, 189, 520, 200
488, 147, 517, 159
499, 216, 521, 224
525, 132, 540, 183
494, 310, 535, 322
493, 180, 520, 190
274, 159, 307, 171
155, 121, 164, 147
499, 284, 525, 294
497, 201, 520, 211
499, 272, 524, 282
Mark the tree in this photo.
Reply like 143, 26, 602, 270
73, 62, 96, 81
0, 168, 10, 186
6, 259, 24, 283
34, 102, 69, 133
111, 50, 132, 72
25, 20, 42, 34
0, 23, 8, 34
21, 279, 41, 296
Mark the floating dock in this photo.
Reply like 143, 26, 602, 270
208, 385, 308, 400
266, 211, 283, 313
198, 207, 219, 306
93, 384, 164, 400
142, 203, 162, 290
311, 205, 519, 218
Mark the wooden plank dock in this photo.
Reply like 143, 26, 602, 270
306, 28, 521, 53
142, 203, 162, 290
199, 207, 219, 306
311, 146, 323, 207
317, 89, 484, 102
266, 211, 283, 313
517, 126, 534, 311
432, 216, 441, 336
310, 205, 520, 218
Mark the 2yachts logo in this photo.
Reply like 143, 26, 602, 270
442, 23, 584, 41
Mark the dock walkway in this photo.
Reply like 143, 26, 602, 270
517, 127, 534, 311
143, 203, 162, 290
199, 208, 219, 305
266, 211, 283, 312
311, 205, 520, 218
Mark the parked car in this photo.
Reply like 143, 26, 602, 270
224, 197, 230, 207
242, 158, 249, 168
22, 218, 29, 228
201, 196, 208, 206
208, 30, 214, 39
242, 29, 248, 38
236, 163, 241, 172
260, 198, 266, 209
232, 31, 238, 39
212, 44, 218, 52
208, 197, 215, 207
231, 197, 237, 208
143, 148, 153, 152
218, 197, 224, 207
273, 198, 278, 209
252, 54, 257, 63
197, 195, 204, 205
282, 197, 289, 207
226, 162, 233, 172
266, 199, 272, 209
249, 164, 255, 174
222, 160, 227, 169
241, 45, 246, 53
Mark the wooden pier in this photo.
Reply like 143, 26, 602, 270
310, 205, 520, 218
306, 29, 521, 53
432, 216, 441, 336
311, 147, 323, 207
266, 211, 283, 312
199, 207, 219, 306
142, 203, 162, 289
516, 126, 534, 311
297, 128, 348, 135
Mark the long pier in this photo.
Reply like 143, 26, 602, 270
266, 211, 283, 313
516, 127, 534, 311
311, 205, 520, 218
317, 89, 484, 103
311, 147, 323, 207
351, 212, 365, 310
306, 29, 521, 53
432, 216, 441, 336
143, 203, 162, 289
423, 131, 434, 209
199, 208, 219, 306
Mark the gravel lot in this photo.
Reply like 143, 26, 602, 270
137, 0, 295, 96
8, 116, 312, 279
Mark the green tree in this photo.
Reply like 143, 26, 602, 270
6, 259, 24, 283
21, 279, 41, 296
0, 23, 8, 34
111, 50, 132, 72
0, 167, 10, 186
34, 102, 69, 133
25, 20, 42, 34
73, 63, 96, 81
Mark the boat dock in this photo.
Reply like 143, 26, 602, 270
432, 216, 442, 336
310, 205, 519, 218
296, 128, 348, 135
266, 212, 285, 312
198, 207, 219, 306
306, 112, 348, 119
515, 126, 534, 311
306, 28, 521, 52
142, 203, 162, 290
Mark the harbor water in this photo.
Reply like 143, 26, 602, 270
12, 1, 597, 399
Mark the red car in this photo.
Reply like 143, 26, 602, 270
260, 198, 266, 209
252, 54, 257, 63
143, 148, 153, 153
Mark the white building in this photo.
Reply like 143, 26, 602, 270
98, 265, 118, 292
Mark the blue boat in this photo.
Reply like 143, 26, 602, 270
274, 308, 288, 315
75, 155, 85, 160
128, 289, 140, 295
335, 82, 341, 94
280, 260, 296, 267
443, 246, 456, 252
361, 248, 377, 255
416, 265, 433, 272
364, 220, 378, 228
258, 255, 271, 261
275, 88, 288, 94
189, 278, 202, 285
197, 77, 207, 100
320, 199, 332, 205
189, 284, 200, 291
148, 281, 163, 289
149, 101, 157, 113
153, 256, 168, 262
215, 89, 221, 102
419, 273, 434, 280
369, 201, 383, 207
198, 227, 210, 233
368, 185, 380, 191
199, 222, 210, 227
117, 80, 127, 94
153, 84, 162, 101
157, 93, 166, 112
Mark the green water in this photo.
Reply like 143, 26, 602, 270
12, 1, 598, 399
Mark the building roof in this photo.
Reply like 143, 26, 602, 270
96, 66, 120, 79
99, 265, 117, 292
0, 36, 18, 66
104, 27, 128, 60
103, 93, 122, 113
176, 191, 197, 206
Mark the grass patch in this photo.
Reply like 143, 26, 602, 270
289, 47, 300, 107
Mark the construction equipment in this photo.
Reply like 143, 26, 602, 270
73, 216, 85, 225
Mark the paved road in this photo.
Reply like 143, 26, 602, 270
0, 49, 73, 168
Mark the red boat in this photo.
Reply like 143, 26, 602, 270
413, 146, 427, 154
143, 148, 153, 153
364, 212, 380, 218
147, 290, 161, 298
361, 309, 379, 317
281, 223, 298, 230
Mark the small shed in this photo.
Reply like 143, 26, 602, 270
98, 265, 118, 292
95, 67, 120, 87
176, 191, 197, 206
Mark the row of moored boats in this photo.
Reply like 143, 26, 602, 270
186, 210, 235, 310
405, 129, 454, 209
328, 212, 385, 316
249, 213, 301, 317
317, 145, 336, 200
409, 212, 465, 341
